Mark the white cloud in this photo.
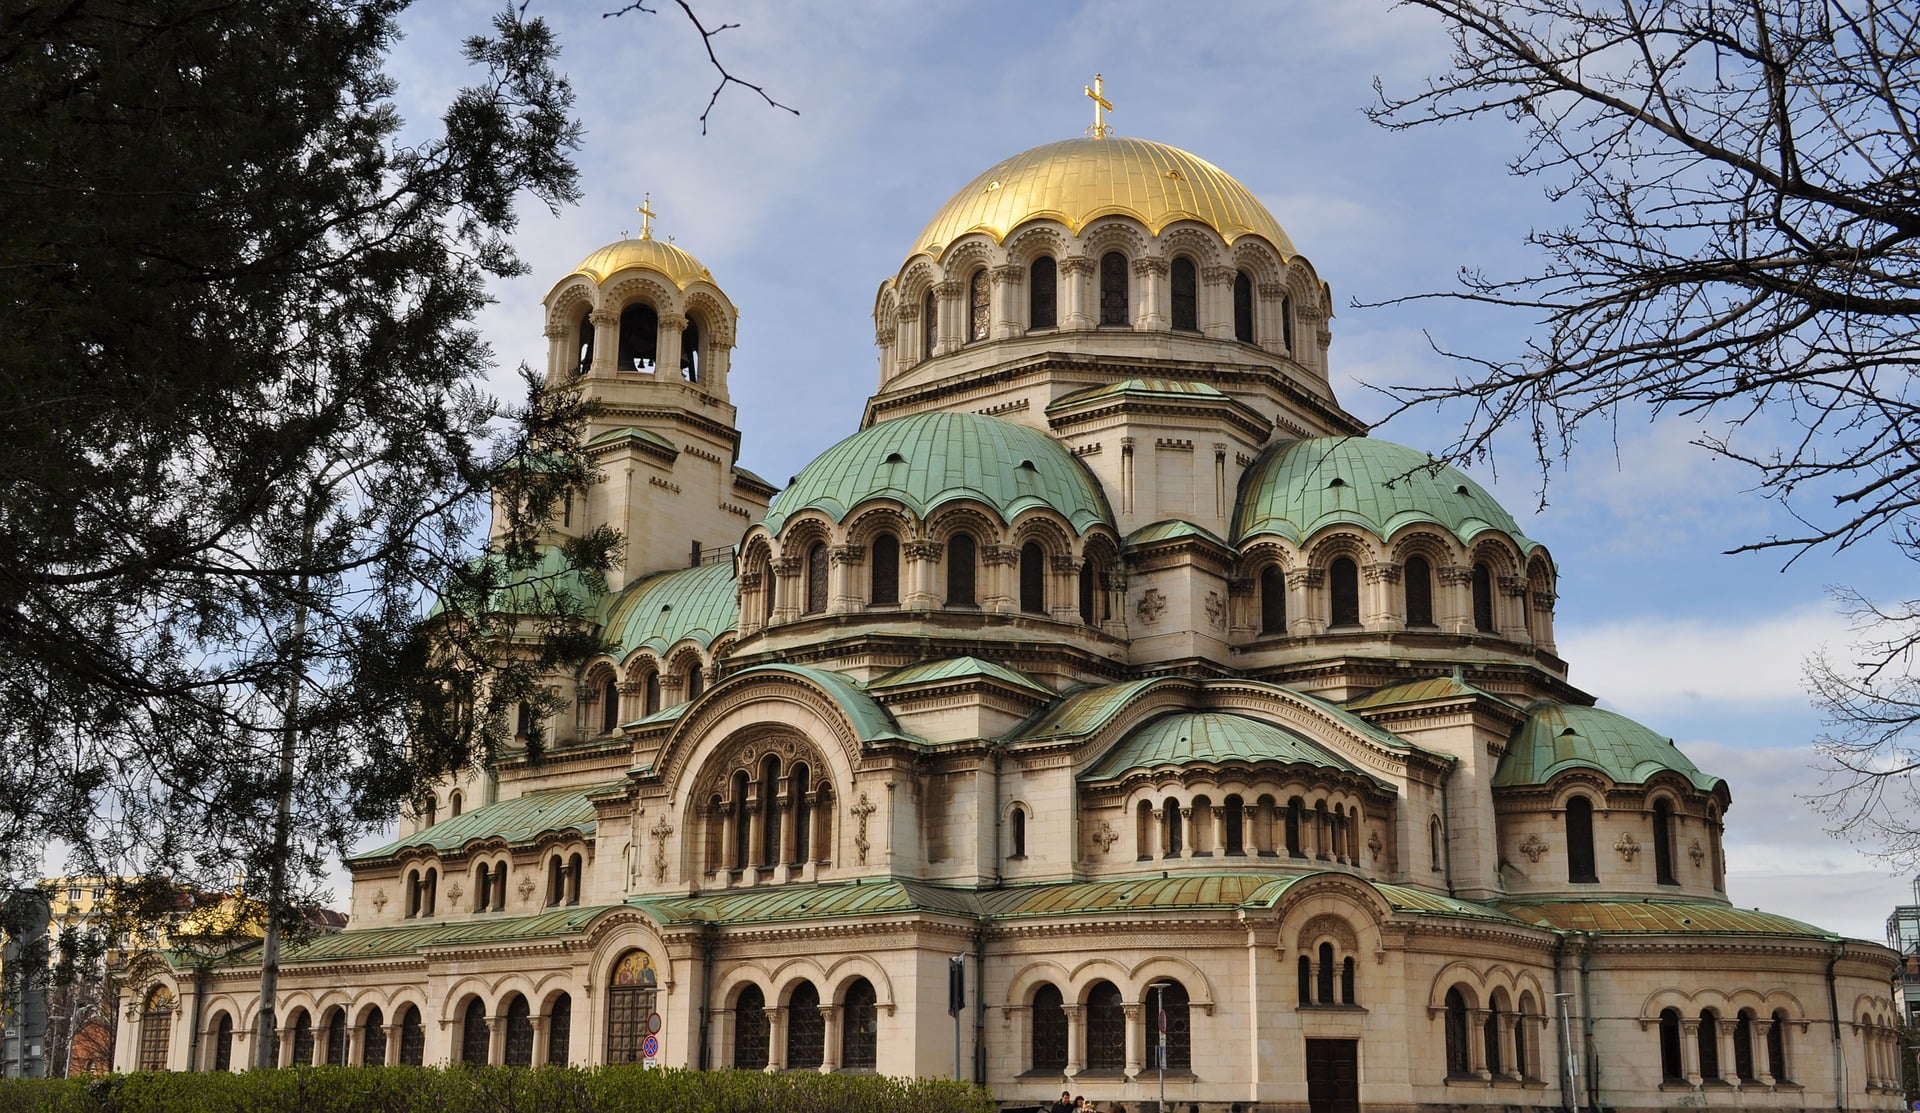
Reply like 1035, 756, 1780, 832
1559, 603, 1852, 715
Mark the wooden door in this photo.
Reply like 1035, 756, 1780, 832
1305, 1037, 1360, 1113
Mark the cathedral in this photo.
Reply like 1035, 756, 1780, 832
116, 116, 1906, 1113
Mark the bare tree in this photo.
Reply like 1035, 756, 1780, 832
1370, 0, 1920, 862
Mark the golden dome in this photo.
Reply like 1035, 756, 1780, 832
910, 136, 1296, 262
559, 235, 713, 292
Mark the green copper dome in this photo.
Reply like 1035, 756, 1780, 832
600, 558, 738, 661
1234, 436, 1536, 551
1493, 702, 1725, 792
759, 412, 1112, 535
1081, 710, 1370, 782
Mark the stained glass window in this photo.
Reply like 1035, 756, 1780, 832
324, 1008, 347, 1065
1318, 943, 1336, 1005
922, 290, 938, 357
291, 1009, 314, 1065
361, 1007, 385, 1066
601, 677, 619, 733
1445, 989, 1472, 1076
547, 994, 573, 1066
1078, 560, 1095, 624
968, 270, 990, 342
399, 1006, 425, 1067
1767, 1009, 1789, 1081
1224, 795, 1244, 855
1155, 981, 1191, 1071
213, 1014, 234, 1071
1659, 1008, 1684, 1080
1031, 983, 1066, 1070
1484, 1002, 1503, 1074
787, 982, 825, 1069
806, 542, 828, 614
792, 764, 813, 864
138, 986, 174, 1071
460, 998, 488, 1065
760, 755, 783, 866
1029, 258, 1057, 329
1099, 252, 1128, 326
1567, 796, 1598, 883
732, 771, 752, 869
504, 995, 534, 1067
1697, 1009, 1721, 1080
1472, 562, 1495, 632
733, 985, 769, 1069
1234, 272, 1255, 343
1086, 981, 1125, 1070
842, 978, 879, 1070
607, 950, 659, 1064
1261, 566, 1287, 634
1171, 257, 1197, 331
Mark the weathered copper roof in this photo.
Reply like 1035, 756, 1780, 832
350, 786, 601, 862
1493, 702, 1724, 792
1495, 899, 1833, 938
1080, 711, 1367, 782
257, 905, 616, 963
871, 656, 1054, 695
599, 558, 738, 660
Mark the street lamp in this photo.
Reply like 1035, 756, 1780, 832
1148, 981, 1174, 1113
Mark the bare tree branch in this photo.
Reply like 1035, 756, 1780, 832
603, 1, 798, 134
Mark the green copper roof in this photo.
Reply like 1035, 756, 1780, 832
257, 905, 617, 963
758, 412, 1113, 535
1048, 378, 1230, 409
1081, 711, 1366, 781
600, 559, 738, 660
1494, 899, 1833, 938
1234, 436, 1537, 551
1375, 884, 1522, 923
350, 786, 601, 862
871, 656, 1053, 695
1013, 679, 1164, 742
1125, 519, 1230, 548
719, 664, 921, 745
1493, 702, 1724, 792
633, 880, 972, 926
1346, 672, 1518, 712
979, 872, 1296, 918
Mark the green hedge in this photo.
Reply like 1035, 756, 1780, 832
0, 1066, 998, 1113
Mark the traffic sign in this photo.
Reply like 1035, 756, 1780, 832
647, 1011, 663, 1035
642, 1034, 660, 1059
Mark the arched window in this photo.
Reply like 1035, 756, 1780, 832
1341, 957, 1356, 1005
564, 854, 580, 905
606, 949, 659, 1063
1430, 815, 1444, 871
449, 790, 463, 818
1086, 981, 1125, 1070
1317, 942, 1336, 1005
843, 978, 879, 1071
547, 994, 572, 1066
1031, 984, 1067, 1070
762, 556, 777, 619
1163, 798, 1183, 857
1697, 1009, 1721, 1080
1297, 956, 1312, 1006
617, 303, 658, 372
1260, 565, 1287, 634
640, 671, 659, 716
422, 797, 437, 828
1233, 272, 1255, 343
1099, 252, 1129, 326
1734, 1010, 1757, 1081
1483, 1000, 1503, 1075
968, 269, 990, 342
681, 318, 701, 382
1286, 797, 1305, 858
1767, 1008, 1790, 1081
398, 1005, 425, 1067
1171, 257, 1198, 331
760, 754, 783, 866
1078, 560, 1096, 624
459, 998, 488, 1065
602, 676, 620, 733
686, 662, 704, 701
1010, 805, 1027, 858
1566, 796, 1598, 883
359, 1007, 384, 1067
871, 533, 900, 605
1405, 555, 1434, 626
139, 986, 175, 1070
1329, 557, 1360, 627
1653, 798, 1677, 885
1444, 988, 1471, 1076
1155, 981, 1192, 1071
787, 982, 825, 1070
1281, 294, 1295, 352
731, 770, 752, 870
921, 289, 938, 357
1029, 257, 1057, 329
1223, 795, 1244, 855
792, 764, 813, 864
503, 994, 534, 1067
1019, 542, 1046, 614
1472, 562, 1495, 632
1514, 995, 1532, 1078
805, 541, 829, 614
574, 307, 595, 376
1658, 1009, 1686, 1080
1136, 800, 1154, 861
514, 701, 532, 739
212, 1012, 235, 1071
733, 985, 769, 1070
946, 532, 977, 606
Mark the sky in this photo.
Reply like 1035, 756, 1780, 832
377, 0, 1920, 942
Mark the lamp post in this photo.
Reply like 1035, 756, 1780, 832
1554, 991, 1580, 1113
1148, 981, 1173, 1113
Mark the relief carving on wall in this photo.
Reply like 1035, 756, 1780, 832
1204, 591, 1226, 631
517, 875, 536, 904
1092, 821, 1119, 854
852, 793, 877, 864
371, 888, 388, 913
651, 816, 675, 883
1137, 589, 1167, 624
1688, 839, 1705, 867
1519, 833, 1548, 863
1614, 833, 1640, 862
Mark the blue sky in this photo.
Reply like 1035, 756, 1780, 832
383, 0, 1919, 940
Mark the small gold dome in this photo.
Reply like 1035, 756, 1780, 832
910, 136, 1296, 262
560, 235, 714, 292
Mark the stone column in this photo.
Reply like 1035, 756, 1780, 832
1201, 266, 1235, 339
1363, 562, 1403, 630
1061, 256, 1095, 330
1500, 574, 1532, 643
746, 789, 765, 871
1753, 1019, 1776, 1085
1681, 1018, 1702, 1086
589, 311, 619, 377
1718, 1017, 1738, 1084
1259, 282, 1288, 355
1285, 567, 1325, 636
345, 1025, 363, 1070
1468, 1010, 1490, 1079
1049, 552, 1079, 623
765, 1007, 787, 1072
981, 543, 1019, 614
1123, 1002, 1146, 1077
903, 540, 942, 608
1436, 564, 1473, 634
543, 322, 566, 381
382, 1023, 402, 1066
486, 1012, 506, 1065
1532, 589, 1559, 654
829, 544, 865, 611
991, 264, 1024, 339
707, 321, 734, 398
1133, 257, 1169, 330
656, 313, 686, 382
935, 279, 964, 355
770, 556, 803, 624
530, 1016, 550, 1067
819, 1005, 841, 1073
720, 806, 739, 876
1063, 1006, 1086, 1075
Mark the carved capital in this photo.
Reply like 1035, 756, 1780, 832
874, 327, 896, 345
543, 323, 565, 339
1532, 590, 1558, 612
1363, 562, 1401, 585
1131, 256, 1170, 277
990, 264, 1024, 285
981, 543, 1021, 566
589, 310, 619, 329
1049, 554, 1078, 574
658, 313, 688, 331
1500, 574, 1529, 597
1059, 255, 1095, 276
1258, 281, 1288, 299
934, 279, 964, 298
739, 571, 762, 589
774, 556, 804, 575
1285, 567, 1325, 590
894, 303, 919, 323
1436, 563, 1473, 586
1226, 576, 1254, 597
1201, 265, 1236, 286
1296, 301, 1328, 322
903, 540, 943, 562
829, 544, 866, 566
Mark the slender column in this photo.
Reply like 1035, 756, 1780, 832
345, 1025, 363, 1070
656, 313, 685, 381
746, 790, 765, 870
706, 321, 733, 398
829, 544, 864, 611
764, 1008, 787, 1072
530, 1016, 550, 1067
1063, 1006, 1086, 1075
543, 322, 567, 381
1468, 1011, 1489, 1078
1498, 1014, 1519, 1080
903, 540, 942, 608
1285, 567, 1325, 636
277, 1026, 295, 1068
991, 264, 1023, 339
589, 311, 619, 377
1753, 1019, 1775, 1085
1048, 552, 1078, 622
720, 806, 738, 877
934, 280, 964, 355
1061, 256, 1095, 330
1123, 1003, 1146, 1077
781, 795, 799, 872
1436, 564, 1473, 633
1200, 266, 1235, 339
1718, 1018, 1738, 1084
1133, 257, 1169, 330
819, 1005, 841, 1073
382, 1023, 402, 1066
1681, 1018, 1702, 1086
485, 1013, 506, 1065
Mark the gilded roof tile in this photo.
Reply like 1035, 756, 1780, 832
553, 236, 714, 295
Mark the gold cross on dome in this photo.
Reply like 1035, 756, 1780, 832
1085, 73, 1114, 138
636, 194, 657, 240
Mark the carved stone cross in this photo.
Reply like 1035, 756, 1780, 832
851, 793, 877, 865
650, 816, 675, 883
